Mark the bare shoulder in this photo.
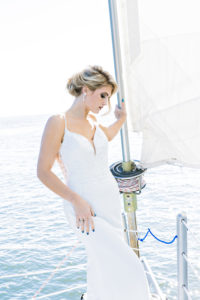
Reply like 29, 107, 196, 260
42, 113, 65, 144
44, 113, 65, 133
37, 114, 66, 173
47, 113, 65, 127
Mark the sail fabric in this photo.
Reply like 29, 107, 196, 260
116, 0, 200, 169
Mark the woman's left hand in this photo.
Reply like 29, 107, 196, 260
114, 100, 127, 121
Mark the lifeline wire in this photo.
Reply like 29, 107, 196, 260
31, 240, 80, 299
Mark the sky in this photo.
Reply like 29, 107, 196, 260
0, 0, 114, 117
0, 0, 200, 117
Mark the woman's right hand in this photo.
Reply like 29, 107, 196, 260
71, 194, 96, 234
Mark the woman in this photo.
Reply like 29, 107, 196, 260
37, 65, 150, 300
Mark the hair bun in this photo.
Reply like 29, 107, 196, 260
65, 65, 118, 116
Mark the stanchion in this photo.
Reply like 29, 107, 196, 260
177, 212, 188, 300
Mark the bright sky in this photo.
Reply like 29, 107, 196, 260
0, 0, 199, 117
0, 0, 114, 117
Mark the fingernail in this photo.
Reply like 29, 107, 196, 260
86, 232, 89, 235
122, 98, 124, 102
92, 229, 95, 232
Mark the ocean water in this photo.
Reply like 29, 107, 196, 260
0, 113, 199, 300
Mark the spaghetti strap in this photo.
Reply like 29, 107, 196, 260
63, 112, 67, 129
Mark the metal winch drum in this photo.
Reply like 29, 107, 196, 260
109, 160, 146, 194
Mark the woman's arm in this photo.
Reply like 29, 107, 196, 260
37, 115, 78, 204
37, 114, 96, 233
99, 117, 126, 141
99, 100, 127, 141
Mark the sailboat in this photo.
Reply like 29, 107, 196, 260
81, 0, 200, 299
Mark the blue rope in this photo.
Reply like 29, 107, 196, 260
138, 228, 178, 244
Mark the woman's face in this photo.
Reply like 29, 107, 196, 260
83, 85, 112, 114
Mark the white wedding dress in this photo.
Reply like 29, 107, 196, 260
58, 113, 150, 300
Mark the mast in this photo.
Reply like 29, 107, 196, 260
107, 0, 130, 163
108, 0, 140, 256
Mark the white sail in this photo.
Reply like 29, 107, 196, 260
116, 0, 200, 169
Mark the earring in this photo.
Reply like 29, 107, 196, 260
82, 93, 86, 103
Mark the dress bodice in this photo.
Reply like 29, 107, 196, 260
58, 113, 112, 188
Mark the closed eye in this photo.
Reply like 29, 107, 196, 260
101, 93, 111, 99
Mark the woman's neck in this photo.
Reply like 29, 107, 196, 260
67, 97, 89, 120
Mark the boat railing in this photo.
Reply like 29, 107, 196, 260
177, 213, 200, 300
1, 213, 200, 299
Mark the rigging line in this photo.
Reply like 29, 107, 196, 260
126, 229, 146, 233
183, 285, 193, 300
182, 253, 200, 281
130, 247, 140, 251
182, 220, 200, 247
0, 263, 86, 280
31, 240, 80, 300
35, 284, 87, 299
138, 228, 178, 244
144, 270, 177, 286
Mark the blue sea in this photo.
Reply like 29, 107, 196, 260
0, 113, 199, 299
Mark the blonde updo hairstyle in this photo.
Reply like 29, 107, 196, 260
66, 65, 118, 116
